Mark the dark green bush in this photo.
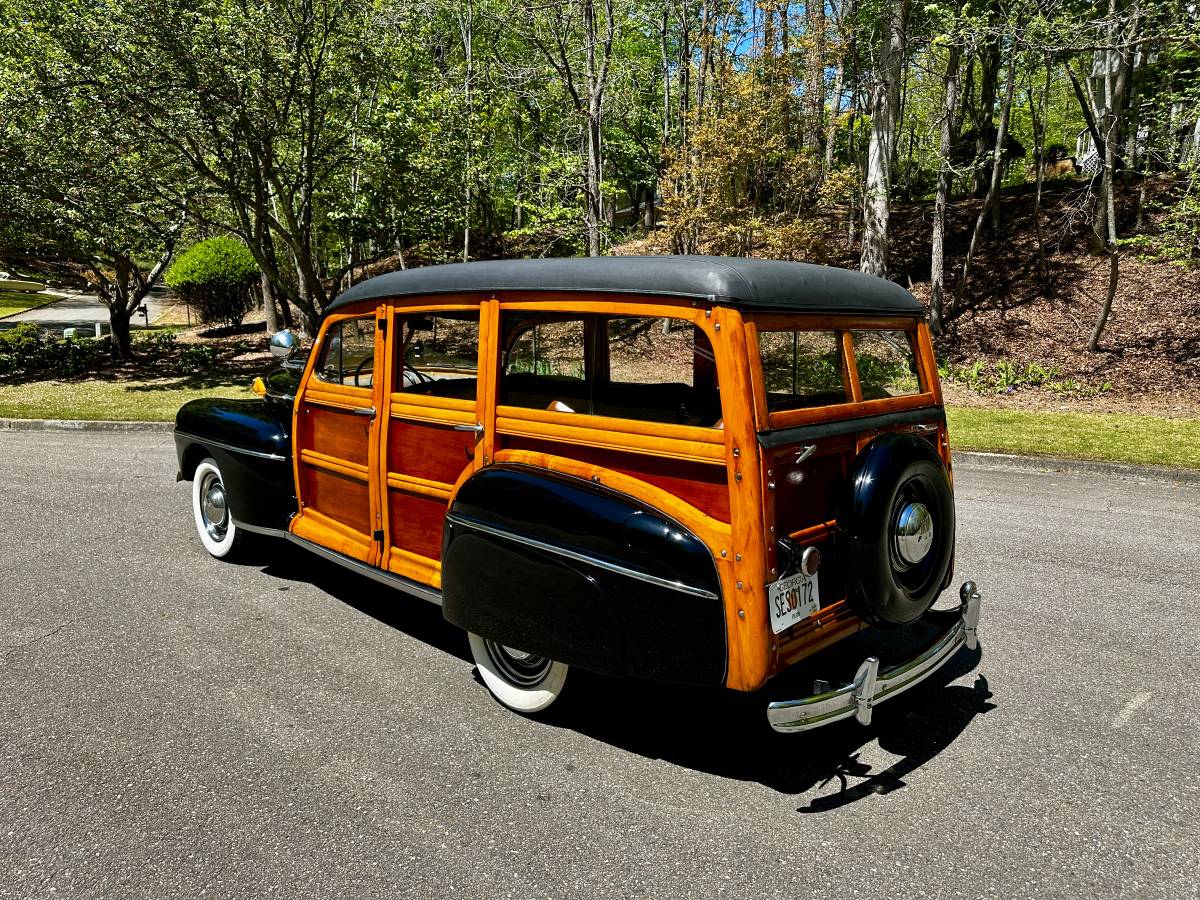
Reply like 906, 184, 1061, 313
166, 236, 260, 327
0, 323, 109, 377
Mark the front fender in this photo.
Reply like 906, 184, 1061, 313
441, 465, 726, 685
174, 397, 295, 531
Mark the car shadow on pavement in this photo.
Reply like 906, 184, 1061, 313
238, 537, 992, 807
547, 643, 993, 806
249, 538, 473, 663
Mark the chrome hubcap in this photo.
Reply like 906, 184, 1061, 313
200, 474, 229, 541
485, 640, 552, 688
894, 501, 933, 566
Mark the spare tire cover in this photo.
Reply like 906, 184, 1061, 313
839, 433, 955, 625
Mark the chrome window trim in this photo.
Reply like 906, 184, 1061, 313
175, 431, 288, 462
445, 513, 719, 601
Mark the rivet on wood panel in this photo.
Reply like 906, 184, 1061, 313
736, 581, 743, 590
735, 554, 742, 561
720, 549, 727, 557
738, 609, 745, 617
732, 447, 740, 457
735, 472, 742, 481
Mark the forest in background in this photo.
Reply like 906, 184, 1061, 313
0, 0, 1198, 403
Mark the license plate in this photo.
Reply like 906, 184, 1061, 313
767, 571, 820, 635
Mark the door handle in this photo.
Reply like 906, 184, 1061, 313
351, 406, 376, 417
453, 423, 485, 436
794, 444, 817, 464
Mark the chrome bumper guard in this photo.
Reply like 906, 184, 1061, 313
766, 583, 982, 734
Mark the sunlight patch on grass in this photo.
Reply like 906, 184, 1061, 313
0, 379, 251, 421
948, 407, 1200, 470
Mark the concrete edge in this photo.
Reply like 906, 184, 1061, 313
956, 450, 1200, 485
0, 417, 173, 433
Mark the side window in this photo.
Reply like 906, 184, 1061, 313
756, 328, 847, 412
396, 311, 480, 402
603, 317, 719, 425
317, 317, 375, 388
852, 330, 922, 399
502, 317, 587, 411
500, 313, 719, 426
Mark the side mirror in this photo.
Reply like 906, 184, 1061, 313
269, 330, 299, 359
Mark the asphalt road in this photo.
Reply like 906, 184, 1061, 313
2, 431, 1197, 898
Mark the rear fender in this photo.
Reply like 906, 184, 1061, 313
441, 465, 726, 685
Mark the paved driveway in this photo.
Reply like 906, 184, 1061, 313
1, 431, 1196, 898
0, 285, 178, 333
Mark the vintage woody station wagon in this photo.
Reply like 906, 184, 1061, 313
174, 256, 981, 732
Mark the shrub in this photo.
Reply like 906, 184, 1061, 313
166, 236, 260, 327
0, 323, 109, 377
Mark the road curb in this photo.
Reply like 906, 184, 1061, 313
956, 450, 1200, 485
0, 417, 173, 433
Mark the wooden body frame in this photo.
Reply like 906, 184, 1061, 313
289, 291, 944, 693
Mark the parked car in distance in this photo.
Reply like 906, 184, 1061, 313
174, 256, 981, 731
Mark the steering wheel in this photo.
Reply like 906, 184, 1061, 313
404, 363, 433, 385
353, 357, 373, 388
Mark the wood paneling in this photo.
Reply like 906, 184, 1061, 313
300, 466, 371, 534
387, 488, 447, 562
387, 419, 476, 487
501, 435, 730, 522
305, 407, 371, 467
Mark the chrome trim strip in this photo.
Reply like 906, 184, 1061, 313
766, 588, 982, 733
231, 520, 289, 537
287, 533, 443, 606
445, 513, 720, 601
175, 430, 288, 462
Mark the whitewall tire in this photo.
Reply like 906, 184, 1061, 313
468, 632, 569, 715
192, 458, 242, 559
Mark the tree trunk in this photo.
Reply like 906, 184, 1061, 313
109, 309, 134, 360
262, 272, 279, 333
859, 0, 910, 278
803, 0, 826, 153
972, 21, 1002, 197
929, 39, 962, 335
961, 48, 1017, 294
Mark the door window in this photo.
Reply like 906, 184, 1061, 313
316, 317, 376, 389
395, 311, 480, 401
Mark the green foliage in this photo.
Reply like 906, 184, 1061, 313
941, 358, 1112, 398
0, 324, 109, 377
166, 237, 260, 327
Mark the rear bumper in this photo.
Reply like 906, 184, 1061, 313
766, 583, 982, 733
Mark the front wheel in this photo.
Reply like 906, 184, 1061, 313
191, 457, 245, 559
467, 632, 569, 715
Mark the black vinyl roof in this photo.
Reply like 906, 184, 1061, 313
326, 255, 922, 317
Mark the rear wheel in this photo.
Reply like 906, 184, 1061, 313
191, 458, 245, 559
467, 632, 569, 714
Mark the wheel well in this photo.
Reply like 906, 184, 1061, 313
179, 443, 210, 481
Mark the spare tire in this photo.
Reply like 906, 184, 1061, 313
839, 433, 955, 625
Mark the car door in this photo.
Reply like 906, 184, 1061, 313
289, 309, 386, 566
378, 300, 489, 588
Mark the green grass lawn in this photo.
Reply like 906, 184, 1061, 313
947, 407, 1200, 470
0, 379, 251, 421
0, 290, 58, 318
0, 380, 1196, 470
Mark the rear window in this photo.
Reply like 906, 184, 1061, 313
852, 330, 922, 399
756, 328, 848, 412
